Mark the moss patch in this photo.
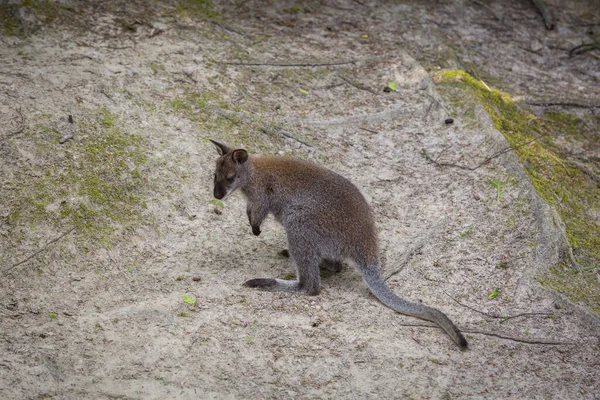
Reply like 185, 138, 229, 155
435, 69, 600, 314
175, 0, 218, 20
0, 0, 61, 36
4, 109, 150, 247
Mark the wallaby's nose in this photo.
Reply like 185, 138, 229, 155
214, 187, 224, 199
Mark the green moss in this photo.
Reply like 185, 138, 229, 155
0, 4, 22, 36
0, 0, 60, 36
537, 266, 600, 315
175, 0, 218, 20
5, 109, 150, 246
436, 69, 600, 314
149, 62, 160, 75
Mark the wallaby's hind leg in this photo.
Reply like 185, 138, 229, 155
320, 258, 343, 273
280, 249, 342, 274
245, 238, 321, 295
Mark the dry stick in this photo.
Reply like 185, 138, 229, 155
218, 60, 361, 67
216, 108, 313, 148
207, 20, 251, 40
531, 0, 555, 30
422, 138, 537, 171
462, 329, 570, 345
395, 322, 572, 345
444, 291, 504, 319
358, 126, 379, 134
444, 291, 554, 322
5, 227, 76, 273
526, 100, 600, 109
569, 42, 600, 57
498, 312, 555, 324
337, 73, 379, 95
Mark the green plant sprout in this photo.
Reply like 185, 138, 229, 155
487, 178, 506, 201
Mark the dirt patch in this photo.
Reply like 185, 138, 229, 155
1, 1, 599, 399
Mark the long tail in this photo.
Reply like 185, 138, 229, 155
362, 267, 468, 349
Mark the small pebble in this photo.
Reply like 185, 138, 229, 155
445, 118, 454, 124
192, 277, 201, 282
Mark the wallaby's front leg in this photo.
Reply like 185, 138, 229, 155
246, 199, 268, 236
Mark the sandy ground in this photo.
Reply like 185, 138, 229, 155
1, 1, 599, 399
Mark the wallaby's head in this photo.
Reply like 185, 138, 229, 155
210, 140, 249, 200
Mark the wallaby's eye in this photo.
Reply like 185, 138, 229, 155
226, 176, 235, 183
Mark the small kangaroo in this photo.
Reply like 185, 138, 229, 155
210, 140, 467, 349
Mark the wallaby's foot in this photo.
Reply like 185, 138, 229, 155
279, 249, 290, 258
243, 278, 319, 295
244, 277, 299, 293
244, 278, 278, 289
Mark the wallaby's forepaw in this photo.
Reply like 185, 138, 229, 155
244, 278, 276, 289
252, 225, 261, 236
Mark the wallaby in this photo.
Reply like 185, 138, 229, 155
210, 140, 468, 349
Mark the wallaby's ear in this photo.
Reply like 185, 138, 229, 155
209, 139, 231, 156
232, 149, 248, 164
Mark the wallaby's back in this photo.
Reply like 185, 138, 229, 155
249, 156, 379, 265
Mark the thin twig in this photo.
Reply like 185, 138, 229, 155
358, 126, 379, 134
216, 108, 313, 147
463, 329, 570, 345
445, 291, 555, 322
531, 0, 555, 30
337, 73, 378, 95
498, 312, 555, 324
569, 42, 599, 57
525, 101, 600, 109
100, 90, 116, 103
444, 291, 503, 319
395, 322, 572, 345
218, 60, 361, 67
5, 227, 76, 273
208, 20, 251, 40
422, 138, 537, 171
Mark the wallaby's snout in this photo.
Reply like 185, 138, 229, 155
213, 184, 226, 200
